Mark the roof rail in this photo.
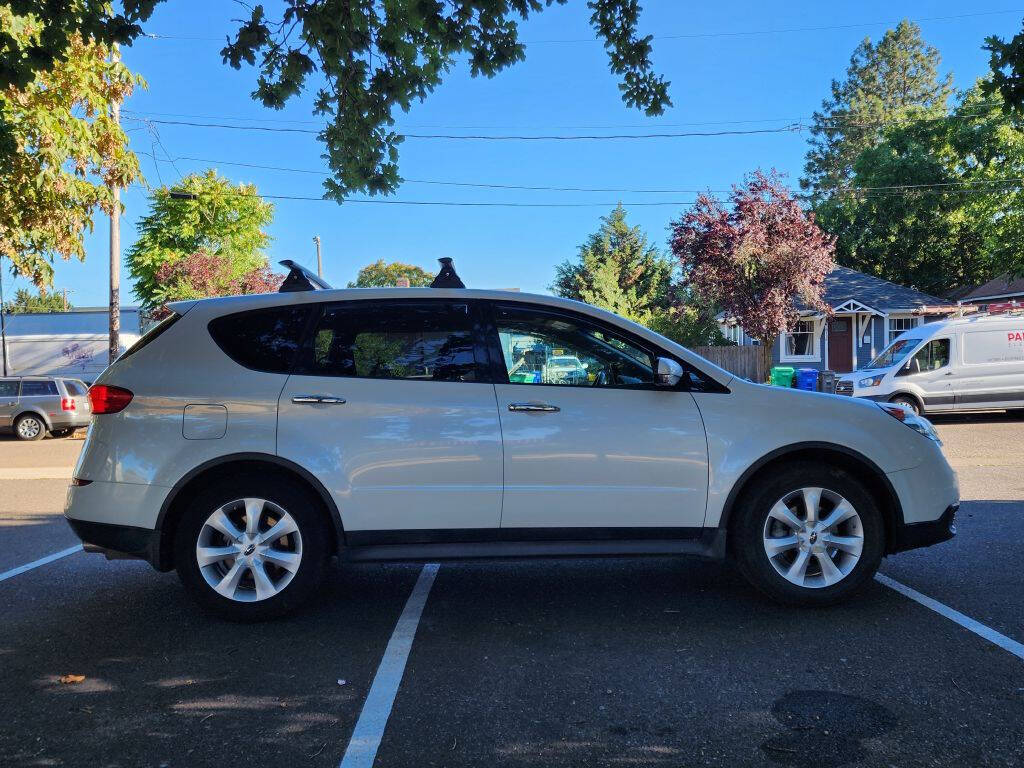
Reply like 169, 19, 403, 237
429, 257, 465, 289
278, 260, 332, 292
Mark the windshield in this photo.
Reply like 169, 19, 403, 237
865, 338, 922, 370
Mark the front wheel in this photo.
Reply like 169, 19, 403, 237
889, 395, 921, 416
174, 475, 331, 621
732, 462, 885, 606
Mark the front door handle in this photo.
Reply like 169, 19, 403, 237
292, 395, 347, 405
508, 402, 560, 413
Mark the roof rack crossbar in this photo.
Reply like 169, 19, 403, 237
278, 260, 332, 292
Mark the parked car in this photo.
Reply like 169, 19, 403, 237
836, 313, 1024, 415
65, 263, 959, 620
0, 376, 92, 440
543, 355, 587, 384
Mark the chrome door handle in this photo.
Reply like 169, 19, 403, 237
508, 402, 560, 413
292, 395, 347, 405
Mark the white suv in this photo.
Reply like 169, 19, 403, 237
66, 263, 959, 620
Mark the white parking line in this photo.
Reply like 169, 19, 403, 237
340, 563, 440, 768
876, 573, 1024, 661
0, 545, 83, 583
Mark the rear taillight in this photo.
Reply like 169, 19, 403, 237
88, 385, 134, 414
61, 397, 76, 411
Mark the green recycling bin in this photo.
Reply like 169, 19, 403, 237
770, 365, 795, 387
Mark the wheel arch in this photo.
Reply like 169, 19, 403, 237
14, 408, 52, 430
153, 453, 344, 571
718, 442, 904, 554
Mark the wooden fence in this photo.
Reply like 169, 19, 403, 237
691, 344, 772, 382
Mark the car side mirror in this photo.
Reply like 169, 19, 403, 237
655, 357, 683, 387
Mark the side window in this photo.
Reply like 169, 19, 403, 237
208, 305, 311, 374
22, 380, 58, 396
299, 302, 480, 382
0, 381, 18, 398
494, 305, 654, 387
905, 338, 950, 374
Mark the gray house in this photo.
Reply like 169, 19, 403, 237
719, 267, 958, 373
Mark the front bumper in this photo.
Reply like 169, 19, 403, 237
889, 503, 958, 553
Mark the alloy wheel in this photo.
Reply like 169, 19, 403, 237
16, 417, 42, 440
195, 498, 303, 602
762, 487, 864, 589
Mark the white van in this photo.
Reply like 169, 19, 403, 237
836, 312, 1024, 415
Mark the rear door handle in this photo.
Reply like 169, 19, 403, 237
292, 395, 347, 405
508, 402, 560, 413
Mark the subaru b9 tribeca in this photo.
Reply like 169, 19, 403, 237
66, 277, 959, 619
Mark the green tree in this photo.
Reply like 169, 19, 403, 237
126, 170, 275, 310
4, 287, 69, 314
802, 20, 952, 200
553, 204, 725, 347
1, 2, 669, 201
814, 82, 1024, 292
553, 204, 672, 326
0, 7, 143, 286
349, 260, 435, 288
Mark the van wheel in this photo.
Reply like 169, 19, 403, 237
14, 414, 46, 441
889, 395, 921, 416
174, 475, 330, 621
732, 462, 885, 607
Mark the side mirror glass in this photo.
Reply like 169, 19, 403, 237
656, 357, 683, 387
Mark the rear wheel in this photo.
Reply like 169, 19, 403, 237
14, 414, 45, 441
174, 475, 330, 621
732, 462, 885, 606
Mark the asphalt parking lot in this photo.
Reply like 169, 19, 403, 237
1, 415, 1022, 767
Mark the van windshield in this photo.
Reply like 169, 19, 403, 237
865, 338, 921, 370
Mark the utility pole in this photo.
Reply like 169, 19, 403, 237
108, 96, 121, 365
0, 256, 7, 377
313, 235, 323, 277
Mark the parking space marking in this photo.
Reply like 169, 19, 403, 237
339, 563, 440, 768
0, 545, 83, 583
877, 573, 1024, 661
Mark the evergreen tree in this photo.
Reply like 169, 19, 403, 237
802, 21, 953, 200
552, 204, 673, 327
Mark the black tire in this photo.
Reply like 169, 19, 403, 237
889, 394, 921, 416
174, 474, 331, 621
13, 414, 46, 441
731, 462, 885, 607
50, 428, 75, 438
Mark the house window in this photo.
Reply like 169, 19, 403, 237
781, 319, 820, 361
888, 316, 919, 344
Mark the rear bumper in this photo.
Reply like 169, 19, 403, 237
66, 518, 160, 564
889, 503, 958, 553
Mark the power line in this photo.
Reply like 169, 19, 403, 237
134, 151, 1024, 197
123, 117, 803, 140
142, 8, 1024, 45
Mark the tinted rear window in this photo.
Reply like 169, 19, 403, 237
0, 380, 18, 398
22, 380, 58, 396
208, 305, 311, 374
64, 380, 88, 396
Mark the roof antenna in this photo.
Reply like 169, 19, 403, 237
429, 257, 465, 289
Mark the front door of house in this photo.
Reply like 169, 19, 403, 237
828, 317, 853, 372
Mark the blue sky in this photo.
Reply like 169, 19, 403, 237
10, 1, 1024, 306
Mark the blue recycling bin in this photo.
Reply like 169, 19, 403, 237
796, 368, 819, 391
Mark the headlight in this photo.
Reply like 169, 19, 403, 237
878, 403, 942, 444
859, 375, 884, 387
